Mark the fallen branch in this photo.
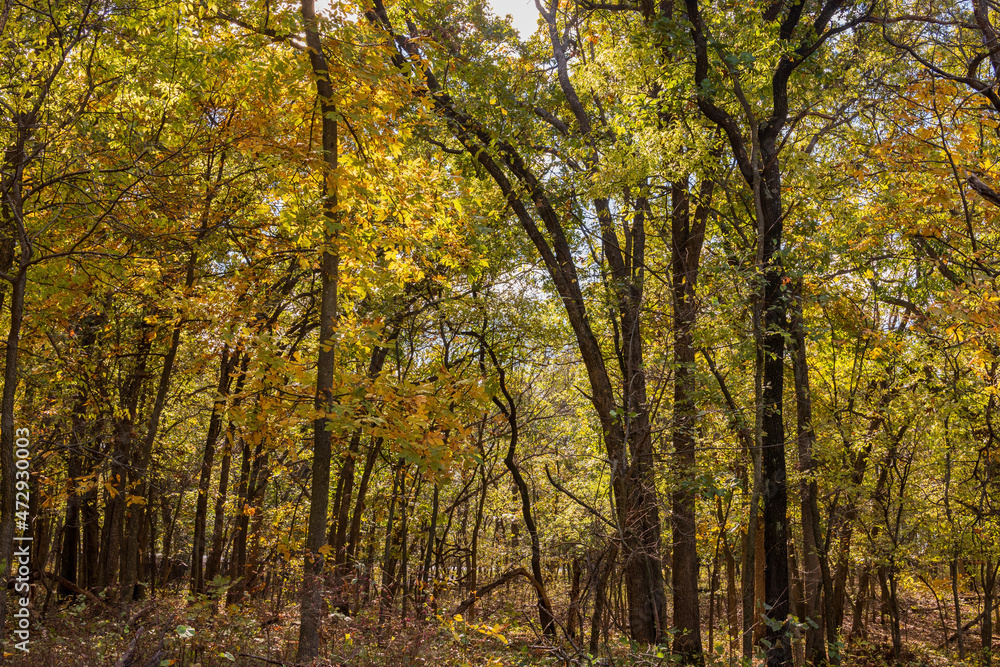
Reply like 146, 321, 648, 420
140, 613, 177, 667
940, 608, 987, 647
238, 655, 307, 666
452, 567, 550, 618
114, 626, 143, 667
42, 571, 110, 608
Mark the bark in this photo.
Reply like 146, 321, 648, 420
0, 235, 26, 636
0, 92, 32, 662
590, 546, 617, 655
397, 480, 413, 624
945, 448, 965, 660
881, 566, 902, 662
229, 435, 268, 604
205, 436, 231, 585
952, 560, 965, 660
159, 489, 183, 588
329, 429, 361, 568
670, 175, 710, 665
754, 512, 767, 645
227, 431, 253, 605
850, 564, 869, 642
98, 336, 148, 590
709, 544, 720, 653
60, 313, 104, 592
724, 524, 739, 656
985, 561, 998, 666
59, 452, 81, 595
297, 0, 340, 659
467, 442, 489, 619
0, 107, 36, 645
791, 289, 826, 665
346, 436, 382, 566
567, 557, 583, 640
419, 483, 439, 610
191, 348, 235, 594
379, 461, 404, 630
758, 143, 792, 667
100, 424, 126, 589
81, 474, 100, 589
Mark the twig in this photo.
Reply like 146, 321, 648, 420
238, 655, 308, 666
544, 465, 616, 529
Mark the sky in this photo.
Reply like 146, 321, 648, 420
313, 0, 539, 40
486, 0, 539, 39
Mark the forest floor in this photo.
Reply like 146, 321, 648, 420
5, 581, 994, 666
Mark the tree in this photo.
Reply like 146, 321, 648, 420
679, 0, 873, 662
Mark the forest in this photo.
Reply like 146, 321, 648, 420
1, 0, 1000, 665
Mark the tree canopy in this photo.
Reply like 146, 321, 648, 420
2, 0, 1000, 665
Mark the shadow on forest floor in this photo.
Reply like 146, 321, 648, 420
6, 585, 998, 667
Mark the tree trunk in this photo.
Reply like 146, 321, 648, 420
481, 340, 556, 636
297, 0, 340, 659
725, 525, 739, 657
467, 448, 488, 619
80, 477, 100, 589
121, 288, 187, 603
568, 557, 583, 640
330, 429, 361, 570
419, 483, 439, 611
59, 452, 82, 595
984, 561, 997, 666
227, 430, 253, 605
362, 1, 670, 641
191, 348, 234, 594
205, 434, 231, 585
100, 334, 150, 592
791, 289, 826, 665
850, 564, 869, 642
379, 461, 404, 630
670, 176, 711, 665
0, 248, 27, 640
952, 559, 965, 661
758, 141, 792, 667
346, 436, 382, 567
159, 489, 183, 587
590, 545, 617, 655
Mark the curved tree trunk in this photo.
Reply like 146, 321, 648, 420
480, 339, 556, 636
